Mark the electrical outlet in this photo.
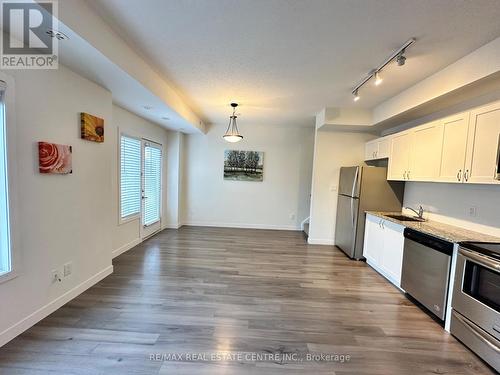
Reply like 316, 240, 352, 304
468, 206, 478, 217
63, 262, 72, 277
51, 269, 62, 283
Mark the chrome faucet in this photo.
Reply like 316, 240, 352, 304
405, 205, 424, 219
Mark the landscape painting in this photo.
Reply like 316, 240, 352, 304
38, 142, 73, 174
224, 150, 264, 182
81, 112, 104, 143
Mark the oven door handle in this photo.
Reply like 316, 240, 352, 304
453, 312, 500, 353
459, 248, 500, 272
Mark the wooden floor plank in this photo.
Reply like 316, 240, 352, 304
0, 226, 495, 374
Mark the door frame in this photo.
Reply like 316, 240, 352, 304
140, 138, 163, 240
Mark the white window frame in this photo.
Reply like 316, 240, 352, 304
118, 130, 142, 225
0, 72, 19, 285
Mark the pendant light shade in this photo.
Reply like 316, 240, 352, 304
223, 103, 243, 143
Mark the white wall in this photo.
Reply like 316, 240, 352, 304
404, 183, 500, 238
165, 131, 183, 228
308, 130, 375, 244
110, 105, 178, 258
182, 123, 314, 230
0, 66, 113, 346
0, 65, 180, 346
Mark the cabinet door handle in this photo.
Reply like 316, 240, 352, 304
403, 171, 406, 180
407, 170, 410, 180
457, 169, 462, 182
464, 169, 469, 182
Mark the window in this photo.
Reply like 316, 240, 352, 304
0, 84, 11, 276
143, 143, 162, 226
120, 135, 141, 220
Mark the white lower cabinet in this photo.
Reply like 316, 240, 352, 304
363, 214, 405, 288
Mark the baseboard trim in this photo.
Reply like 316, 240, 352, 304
183, 221, 300, 231
0, 265, 113, 348
112, 238, 142, 259
161, 223, 182, 230
307, 238, 335, 245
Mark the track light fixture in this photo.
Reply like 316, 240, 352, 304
351, 38, 415, 102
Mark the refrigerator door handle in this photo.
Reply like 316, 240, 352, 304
351, 167, 359, 198
350, 198, 355, 228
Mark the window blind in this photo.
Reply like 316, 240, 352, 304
120, 135, 141, 219
0, 88, 11, 275
143, 144, 162, 226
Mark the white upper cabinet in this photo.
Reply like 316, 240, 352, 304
410, 120, 443, 181
365, 140, 379, 161
465, 102, 500, 184
387, 132, 412, 181
438, 112, 470, 183
365, 136, 391, 161
378, 137, 391, 159
385, 100, 500, 185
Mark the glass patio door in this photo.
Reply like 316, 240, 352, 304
140, 140, 162, 239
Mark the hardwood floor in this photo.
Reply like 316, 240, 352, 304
0, 226, 495, 374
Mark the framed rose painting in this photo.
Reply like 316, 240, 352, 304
81, 112, 104, 142
38, 142, 73, 174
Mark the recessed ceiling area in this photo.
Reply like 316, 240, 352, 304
88, 0, 500, 128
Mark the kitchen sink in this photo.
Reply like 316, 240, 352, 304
385, 214, 425, 222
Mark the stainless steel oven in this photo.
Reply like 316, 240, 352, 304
451, 242, 500, 372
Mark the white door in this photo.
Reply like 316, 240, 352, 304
465, 102, 500, 184
438, 112, 469, 183
388, 132, 411, 181
410, 121, 443, 181
141, 140, 162, 239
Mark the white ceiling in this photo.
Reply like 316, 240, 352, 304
88, 0, 500, 128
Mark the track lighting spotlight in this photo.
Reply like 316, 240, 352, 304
396, 52, 406, 66
353, 90, 360, 102
374, 71, 383, 86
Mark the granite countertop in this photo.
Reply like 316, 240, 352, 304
366, 211, 500, 244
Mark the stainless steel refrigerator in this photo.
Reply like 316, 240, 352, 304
335, 165, 404, 260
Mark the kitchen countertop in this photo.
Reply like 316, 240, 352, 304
366, 211, 500, 243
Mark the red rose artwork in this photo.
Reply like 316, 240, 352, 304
38, 142, 73, 174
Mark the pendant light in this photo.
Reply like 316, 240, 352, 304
223, 102, 243, 143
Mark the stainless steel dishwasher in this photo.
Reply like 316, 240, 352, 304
401, 228, 454, 320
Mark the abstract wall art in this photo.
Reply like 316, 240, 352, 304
81, 112, 104, 142
224, 150, 264, 182
38, 142, 73, 174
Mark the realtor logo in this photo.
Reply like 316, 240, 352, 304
1, 0, 59, 69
